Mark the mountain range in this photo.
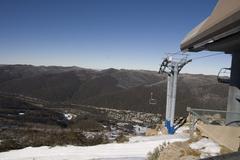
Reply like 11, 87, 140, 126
0, 65, 229, 116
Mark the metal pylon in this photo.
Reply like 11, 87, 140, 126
159, 56, 191, 134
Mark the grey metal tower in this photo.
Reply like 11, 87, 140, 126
159, 56, 191, 134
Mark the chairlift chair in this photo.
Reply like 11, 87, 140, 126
149, 92, 157, 105
217, 68, 231, 84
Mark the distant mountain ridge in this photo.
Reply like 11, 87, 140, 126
0, 64, 229, 115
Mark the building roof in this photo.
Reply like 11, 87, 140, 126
180, 0, 240, 53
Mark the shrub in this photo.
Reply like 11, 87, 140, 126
116, 133, 129, 143
147, 142, 168, 160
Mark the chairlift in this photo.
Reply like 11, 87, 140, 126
149, 92, 157, 105
217, 68, 231, 84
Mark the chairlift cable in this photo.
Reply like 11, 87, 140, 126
167, 51, 224, 62
165, 50, 182, 56
190, 53, 224, 61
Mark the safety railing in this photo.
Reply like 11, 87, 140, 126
186, 107, 240, 136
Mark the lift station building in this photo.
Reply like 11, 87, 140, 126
181, 0, 240, 124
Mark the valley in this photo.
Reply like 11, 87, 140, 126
0, 65, 229, 152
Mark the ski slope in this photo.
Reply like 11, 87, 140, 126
0, 134, 189, 160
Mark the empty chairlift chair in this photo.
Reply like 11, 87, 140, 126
217, 68, 231, 84
149, 92, 157, 105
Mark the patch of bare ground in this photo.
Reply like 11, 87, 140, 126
0, 128, 108, 152
220, 145, 232, 155
148, 130, 233, 160
147, 140, 201, 160
159, 141, 200, 160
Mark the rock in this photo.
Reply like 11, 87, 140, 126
160, 127, 168, 135
145, 128, 158, 136
158, 141, 200, 160
180, 155, 199, 160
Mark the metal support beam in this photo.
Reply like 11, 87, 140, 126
165, 75, 172, 129
169, 63, 178, 134
226, 53, 240, 124
159, 55, 191, 134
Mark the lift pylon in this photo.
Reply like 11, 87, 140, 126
159, 55, 191, 134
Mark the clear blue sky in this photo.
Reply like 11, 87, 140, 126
0, 0, 231, 75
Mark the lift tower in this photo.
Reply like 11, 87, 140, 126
159, 56, 191, 134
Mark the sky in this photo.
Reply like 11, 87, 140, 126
0, 0, 232, 75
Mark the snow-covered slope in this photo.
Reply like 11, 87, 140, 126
0, 134, 188, 160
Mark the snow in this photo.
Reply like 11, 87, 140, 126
0, 132, 189, 160
133, 125, 147, 135
102, 125, 107, 128
129, 134, 188, 143
175, 126, 189, 134
82, 132, 101, 139
190, 138, 221, 158
131, 119, 143, 124
64, 113, 76, 120
117, 123, 129, 127
18, 112, 25, 116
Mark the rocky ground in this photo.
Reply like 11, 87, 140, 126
0, 125, 230, 160
0, 94, 162, 152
